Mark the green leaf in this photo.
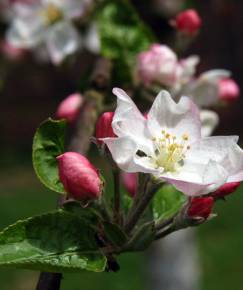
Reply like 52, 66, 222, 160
32, 118, 67, 194
153, 185, 186, 221
125, 222, 155, 252
0, 210, 106, 273
103, 222, 127, 248
97, 0, 155, 84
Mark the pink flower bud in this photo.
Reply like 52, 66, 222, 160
56, 93, 83, 123
95, 112, 116, 143
188, 197, 214, 219
173, 9, 202, 36
218, 78, 240, 102
122, 172, 138, 197
213, 182, 240, 199
57, 152, 102, 200
0, 40, 26, 61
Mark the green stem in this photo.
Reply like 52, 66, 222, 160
113, 169, 122, 225
124, 178, 162, 234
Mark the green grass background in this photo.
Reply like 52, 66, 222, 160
0, 163, 243, 290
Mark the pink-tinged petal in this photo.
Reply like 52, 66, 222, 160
147, 90, 201, 144
112, 88, 154, 155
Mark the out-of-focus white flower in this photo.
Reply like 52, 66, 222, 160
6, 0, 93, 64
137, 44, 199, 92
102, 88, 243, 196
200, 110, 219, 137
183, 69, 231, 106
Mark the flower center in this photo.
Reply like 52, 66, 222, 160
151, 130, 190, 173
44, 4, 63, 25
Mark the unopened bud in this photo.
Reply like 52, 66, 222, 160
57, 152, 102, 200
213, 182, 240, 199
122, 172, 138, 197
95, 112, 116, 143
56, 93, 83, 123
218, 78, 240, 103
173, 9, 202, 36
188, 197, 214, 219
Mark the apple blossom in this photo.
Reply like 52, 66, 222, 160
57, 152, 102, 200
0, 39, 26, 60
95, 112, 116, 143
218, 78, 240, 103
102, 88, 243, 196
137, 44, 199, 91
56, 93, 83, 123
173, 9, 202, 36
5, 0, 92, 64
213, 182, 240, 199
183, 69, 231, 106
187, 197, 214, 219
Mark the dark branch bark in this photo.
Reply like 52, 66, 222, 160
36, 273, 62, 290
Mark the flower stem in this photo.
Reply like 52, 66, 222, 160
124, 178, 162, 234
155, 225, 175, 240
113, 168, 122, 225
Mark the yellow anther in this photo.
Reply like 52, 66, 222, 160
165, 133, 170, 139
182, 134, 189, 141
44, 4, 63, 25
161, 130, 166, 134
152, 137, 157, 141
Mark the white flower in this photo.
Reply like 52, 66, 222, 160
6, 0, 93, 64
103, 88, 243, 196
183, 69, 231, 106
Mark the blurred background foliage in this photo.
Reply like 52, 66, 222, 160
0, 0, 243, 289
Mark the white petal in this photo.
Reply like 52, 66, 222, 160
45, 21, 80, 65
103, 137, 157, 174
147, 90, 201, 144
112, 88, 154, 155
54, 0, 89, 19
200, 110, 219, 137
6, 14, 45, 48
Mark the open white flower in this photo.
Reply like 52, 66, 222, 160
6, 0, 94, 64
183, 69, 231, 106
103, 88, 243, 196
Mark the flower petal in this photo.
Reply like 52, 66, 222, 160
147, 90, 201, 144
45, 21, 80, 64
103, 137, 157, 174
112, 88, 154, 155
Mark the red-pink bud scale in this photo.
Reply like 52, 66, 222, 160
213, 182, 240, 198
174, 9, 202, 36
56, 93, 83, 123
188, 197, 214, 219
95, 112, 116, 143
57, 152, 102, 200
